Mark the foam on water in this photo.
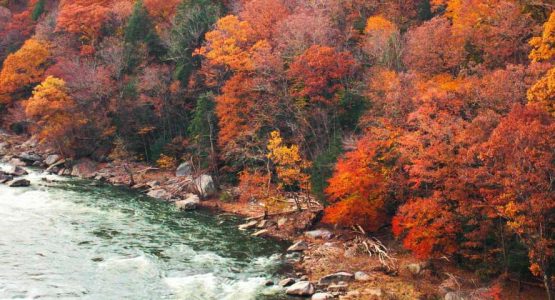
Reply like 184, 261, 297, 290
0, 164, 290, 299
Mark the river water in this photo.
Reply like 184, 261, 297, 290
0, 166, 291, 299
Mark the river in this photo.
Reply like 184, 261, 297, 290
0, 165, 292, 299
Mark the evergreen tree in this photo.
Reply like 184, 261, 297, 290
188, 92, 218, 169
168, 0, 222, 84
124, 0, 165, 70
31, 0, 45, 21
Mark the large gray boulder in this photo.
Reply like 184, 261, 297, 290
175, 194, 200, 211
285, 281, 315, 296
45, 154, 61, 166
70, 159, 97, 178
175, 162, 192, 177
18, 152, 42, 164
194, 174, 216, 197
8, 178, 30, 187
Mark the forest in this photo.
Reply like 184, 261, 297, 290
0, 0, 554, 298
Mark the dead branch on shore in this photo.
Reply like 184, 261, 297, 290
351, 235, 398, 272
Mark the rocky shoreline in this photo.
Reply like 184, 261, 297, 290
0, 133, 528, 300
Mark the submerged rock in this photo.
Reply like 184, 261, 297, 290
4, 165, 28, 176
286, 281, 315, 296
175, 194, 200, 211
8, 178, 30, 187
0, 172, 13, 183
279, 278, 296, 287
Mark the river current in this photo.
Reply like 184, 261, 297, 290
0, 165, 291, 299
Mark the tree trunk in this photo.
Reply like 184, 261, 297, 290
543, 272, 553, 300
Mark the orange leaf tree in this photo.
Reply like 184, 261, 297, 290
478, 105, 555, 298
0, 38, 50, 103
288, 45, 355, 105
323, 125, 404, 232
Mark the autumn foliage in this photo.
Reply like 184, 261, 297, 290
0, 38, 49, 102
0, 0, 554, 296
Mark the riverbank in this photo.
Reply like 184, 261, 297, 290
0, 132, 546, 300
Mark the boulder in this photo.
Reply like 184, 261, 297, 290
18, 152, 42, 163
0, 172, 13, 183
46, 159, 65, 174
193, 174, 216, 197
264, 280, 274, 286
279, 278, 296, 287
354, 271, 372, 282
4, 165, 28, 176
147, 189, 172, 201
318, 272, 354, 285
312, 292, 334, 300
44, 154, 61, 166
9, 158, 26, 167
70, 159, 97, 178
285, 281, 315, 296
8, 178, 30, 187
305, 229, 333, 240
175, 194, 200, 211
238, 220, 258, 230
175, 162, 193, 177
287, 240, 309, 252
252, 229, 269, 237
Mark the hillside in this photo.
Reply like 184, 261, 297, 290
0, 0, 554, 299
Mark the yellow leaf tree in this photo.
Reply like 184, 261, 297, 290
0, 38, 50, 104
25, 76, 79, 155
267, 130, 311, 211
527, 12, 555, 116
